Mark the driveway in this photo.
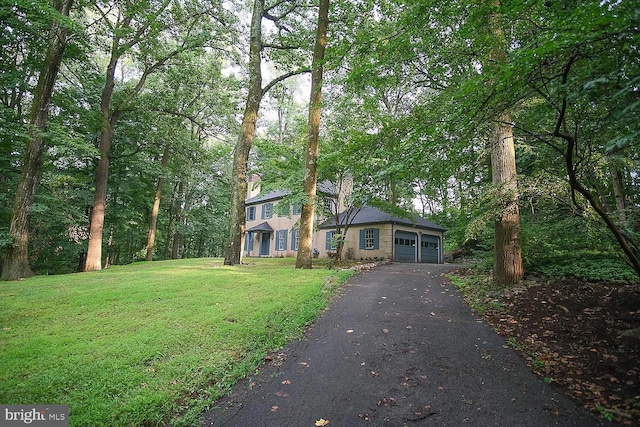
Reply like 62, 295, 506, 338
202, 263, 613, 426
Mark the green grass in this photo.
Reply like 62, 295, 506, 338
0, 258, 354, 426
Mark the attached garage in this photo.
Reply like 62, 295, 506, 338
394, 231, 417, 262
421, 235, 440, 263
319, 205, 446, 264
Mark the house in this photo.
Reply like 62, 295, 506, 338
243, 176, 446, 263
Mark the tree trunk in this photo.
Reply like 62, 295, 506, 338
562, 132, 640, 277
146, 145, 170, 261
609, 162, 626, 223
296, 0, 329, 269
172, 180, 184, 259
84, 44, 121, 271
103, 223, 114, 269
224, 0, 264, 266
553, 56, 640, 278
491, 113, 524, 285
488, 0, 523, 285
1, 0, 74, 281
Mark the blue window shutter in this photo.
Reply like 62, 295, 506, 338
326, 231, 332, 250
283, 229, 288, 250
291, 229, 297, 250
261, 204, 266, 219
359, 229, 365, 249
373, 228, 380, 249
244, 233, 248, 250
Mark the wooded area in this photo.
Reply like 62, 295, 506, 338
1, 0, 638, 283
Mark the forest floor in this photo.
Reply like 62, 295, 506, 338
480, 278, 640, 425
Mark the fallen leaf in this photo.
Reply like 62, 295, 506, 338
274, 391, 290, 397
281, 380, 291, 385
377, 397, 398, 408
271, 406, 278, 412
346, 329, 354, 333
383, 328, 389, 333
315, 418, 330, 426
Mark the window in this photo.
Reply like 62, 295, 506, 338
325, 231, 336, 250
246, 206, 256, 221
276, 229, 288, 251
365, 229, 374, 249
291, 229, 299, 251
292, 204, 301, 215
359, 228, 379, 250
323, 198, 334, 213
421, 240, 438, 249
277, 204, 289, 217
262, 203, 273, 219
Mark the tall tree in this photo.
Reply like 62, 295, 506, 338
84, 1, 229, 271
491, 112, 523, 284
2, 0, 74, 281
224, 0, 265, 266
487, 0, 523, 285
296, 0, 329, 269
224, 0, 313, 265
145, 144, 169, 261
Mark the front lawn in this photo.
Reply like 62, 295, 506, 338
0, 258, 353, 426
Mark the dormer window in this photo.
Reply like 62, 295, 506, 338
323, 198, 334, 213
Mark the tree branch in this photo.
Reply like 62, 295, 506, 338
262, 68, 311, 97
262, 43, 302, 50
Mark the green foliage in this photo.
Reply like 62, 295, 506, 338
448, 273, 503, 313
0, 258, 354, 426
597, 406, 615, 422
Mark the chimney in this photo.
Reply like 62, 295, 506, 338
247, 175, 261, 200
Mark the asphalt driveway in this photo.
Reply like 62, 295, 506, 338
201, 263, 613, 426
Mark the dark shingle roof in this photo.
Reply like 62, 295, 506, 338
246, 181, 335, 205
246, 221, 274, 232
319, 205, 445, 232
245, 189, 290, 205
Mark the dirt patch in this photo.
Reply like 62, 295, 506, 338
482, 279, 640, 425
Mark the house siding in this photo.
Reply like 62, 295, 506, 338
245, 198, 301, 258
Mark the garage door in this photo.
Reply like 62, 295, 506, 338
421, 235, 439, 263
394, 231, 417, 262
